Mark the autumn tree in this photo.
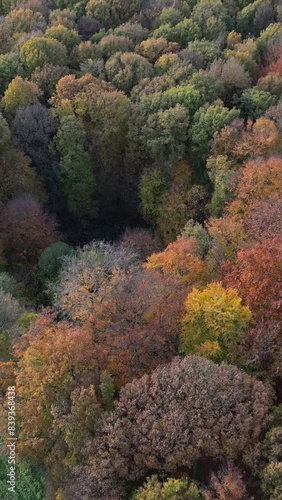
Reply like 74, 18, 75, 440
5, 7, 46, 34
205, 463, 248, 500
31, 63, 70, 100
2, 76, 42, 116
207, 214, 246, 263
233, 319, 282, 380
12, 104, 59, 202
180, 282, 252, 360
77, 16, 101, 40
222, 238, 282, 319
49, 8, 76, 28
146, 236, 210, 286
90, 266, 185, 386
233, 156, 282, 211
52, 241, 137, 322
0, 196, 58, 264
207, 122, 281, 216
118, 228, 161, 262
73, 356, 272, 498
15, 313, 100, 471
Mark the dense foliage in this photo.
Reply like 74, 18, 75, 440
0, 0, 281, 498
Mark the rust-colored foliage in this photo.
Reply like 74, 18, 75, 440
91, 267, 185, 386
145, 236, 210, 286
211, 118, 281, 165
262, 55, 282, 77
233, 156, 282, 209
245, 195, 282, 243
222, 238, 282, 319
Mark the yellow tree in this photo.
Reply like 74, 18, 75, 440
180, 282, 252, 360
15, 314, 98, 472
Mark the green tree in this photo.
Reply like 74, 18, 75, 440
0, 0, 12, 16
141, 104, 190, 167
99, 372, 115, 412
99, 34, 133, 58
38, 242, 73, 284
105, 52, 153, 93
86, 0, 141, 28
20, 37, 68, 74
55, 114, 97, 220
187, 39, 222, 67
0, 456, 45, 500
0, 290, 22, 332
157, 184, 208, 244
0, 272, 19, 298
240, 87, 277, 121
140, 168, 167, 226
169, 18, 202, 46
0, 53, 23, 96
192, 101, 239, 167
0, 112, 11, 151
140, 83, 201, 117
45, 24, 81, 53
207, 154, 237, 216
134, 476, 202, 500
191, 0, 230, 41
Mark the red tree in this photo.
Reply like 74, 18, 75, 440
222, 238, 282, 319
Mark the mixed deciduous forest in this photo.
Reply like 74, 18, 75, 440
0, 0, 281, 498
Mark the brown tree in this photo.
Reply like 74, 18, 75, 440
0, 196, 58, 264
69, 356, 272, 499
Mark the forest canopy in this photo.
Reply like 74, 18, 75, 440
0, 0, 281, 498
